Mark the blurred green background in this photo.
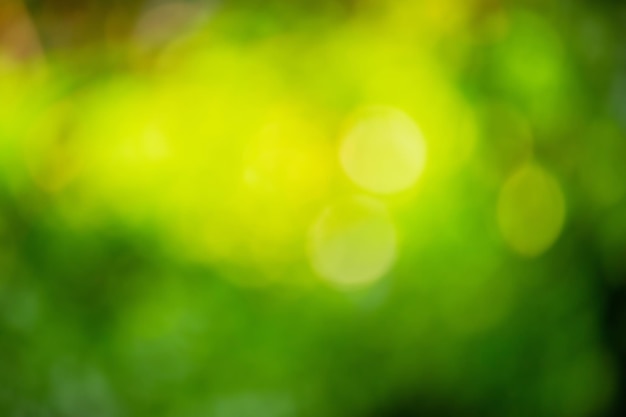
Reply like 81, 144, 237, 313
2, 0, 626, 416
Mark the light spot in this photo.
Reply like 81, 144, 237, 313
309, 195, 397, 288
340, 106, 426, 194
496, 11, 565, 96
497, 164, 566, 257
133, 1, 210, 49
138, 125, 169, 161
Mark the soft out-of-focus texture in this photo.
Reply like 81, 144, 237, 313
1, 0, 626, 416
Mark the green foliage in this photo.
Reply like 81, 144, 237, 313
1, 0, 625, 416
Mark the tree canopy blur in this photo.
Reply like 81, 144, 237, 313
2, 0, 626, 416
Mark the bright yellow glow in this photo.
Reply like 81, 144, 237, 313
140, 125, 170, 162
340, 106, 426, 194
498, 164, 566, 257
243, 112, 332, 205
309, 195, 397, 288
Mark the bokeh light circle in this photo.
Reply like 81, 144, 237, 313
497, 164, 566, 257
309, 195, 397, 288
340, 106, 427, 194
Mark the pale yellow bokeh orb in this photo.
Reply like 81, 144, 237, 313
340, 106, 427, 194
309, 195, 397, 288
497, 164, 566, 257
